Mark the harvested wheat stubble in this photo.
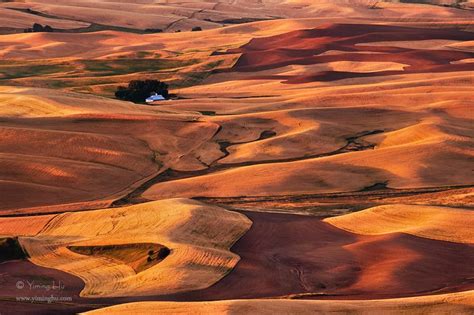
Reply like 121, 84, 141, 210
83, 290, 474, 315
325, 204, 474, 243
19, 199, 251, 297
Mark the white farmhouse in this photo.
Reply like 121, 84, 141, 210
146, 93, 166, 104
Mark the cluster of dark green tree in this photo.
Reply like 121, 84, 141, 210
145, 27, 201, 33
115, 80, 169, 103
24, 23, 54, 33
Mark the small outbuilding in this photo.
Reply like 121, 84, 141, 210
146, 93, 166, 104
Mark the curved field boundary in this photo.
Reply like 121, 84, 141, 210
19, 199, 252, 297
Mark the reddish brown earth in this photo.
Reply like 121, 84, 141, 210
0, 260, 92, 314
147, 211, 474, 301
226, 24, 474, 82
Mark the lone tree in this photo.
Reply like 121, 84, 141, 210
32, 23, 44, 32
115, 80, 169, 103
192, 26, 202, 32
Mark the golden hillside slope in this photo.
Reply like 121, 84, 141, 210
83, 291, 474, 315
18, 199, 251, 297
0, 86, 225, 213
325, 204, 474, 243
1, 0, 472, 32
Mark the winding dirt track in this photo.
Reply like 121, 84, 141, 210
196, 185, 474, 216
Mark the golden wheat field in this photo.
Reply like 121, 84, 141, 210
0, 1, 473, 314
